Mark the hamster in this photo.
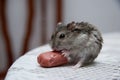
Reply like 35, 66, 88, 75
49, 21, 103, 68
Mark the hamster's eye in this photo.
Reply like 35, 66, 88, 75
59, 34, 65, 39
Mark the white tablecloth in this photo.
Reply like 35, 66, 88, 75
5, 32, 120, 80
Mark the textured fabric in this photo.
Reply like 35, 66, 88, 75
5, 32, 120, 80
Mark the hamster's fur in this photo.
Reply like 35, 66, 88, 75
50, 21, 103, 68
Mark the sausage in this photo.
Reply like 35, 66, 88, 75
37, 51, 68, 67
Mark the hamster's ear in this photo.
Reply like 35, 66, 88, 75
66, 21, 76, 30
56, 22, 64, 31
57, 22, 62, 25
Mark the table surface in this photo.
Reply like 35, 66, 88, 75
5, 32, 120, 80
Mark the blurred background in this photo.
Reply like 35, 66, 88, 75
0, 0, 120, 79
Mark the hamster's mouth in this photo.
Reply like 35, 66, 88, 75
54, 49, 70, 53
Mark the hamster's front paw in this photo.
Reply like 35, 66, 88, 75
61, 50, 70, 57
62, 52, 69, 57
61, 51, 72, 62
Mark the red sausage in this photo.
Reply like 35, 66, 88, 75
37, 51, 68, 67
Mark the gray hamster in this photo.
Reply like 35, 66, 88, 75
49, 21, 103, 68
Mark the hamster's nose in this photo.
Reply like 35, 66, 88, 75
52, 46, 58, 51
